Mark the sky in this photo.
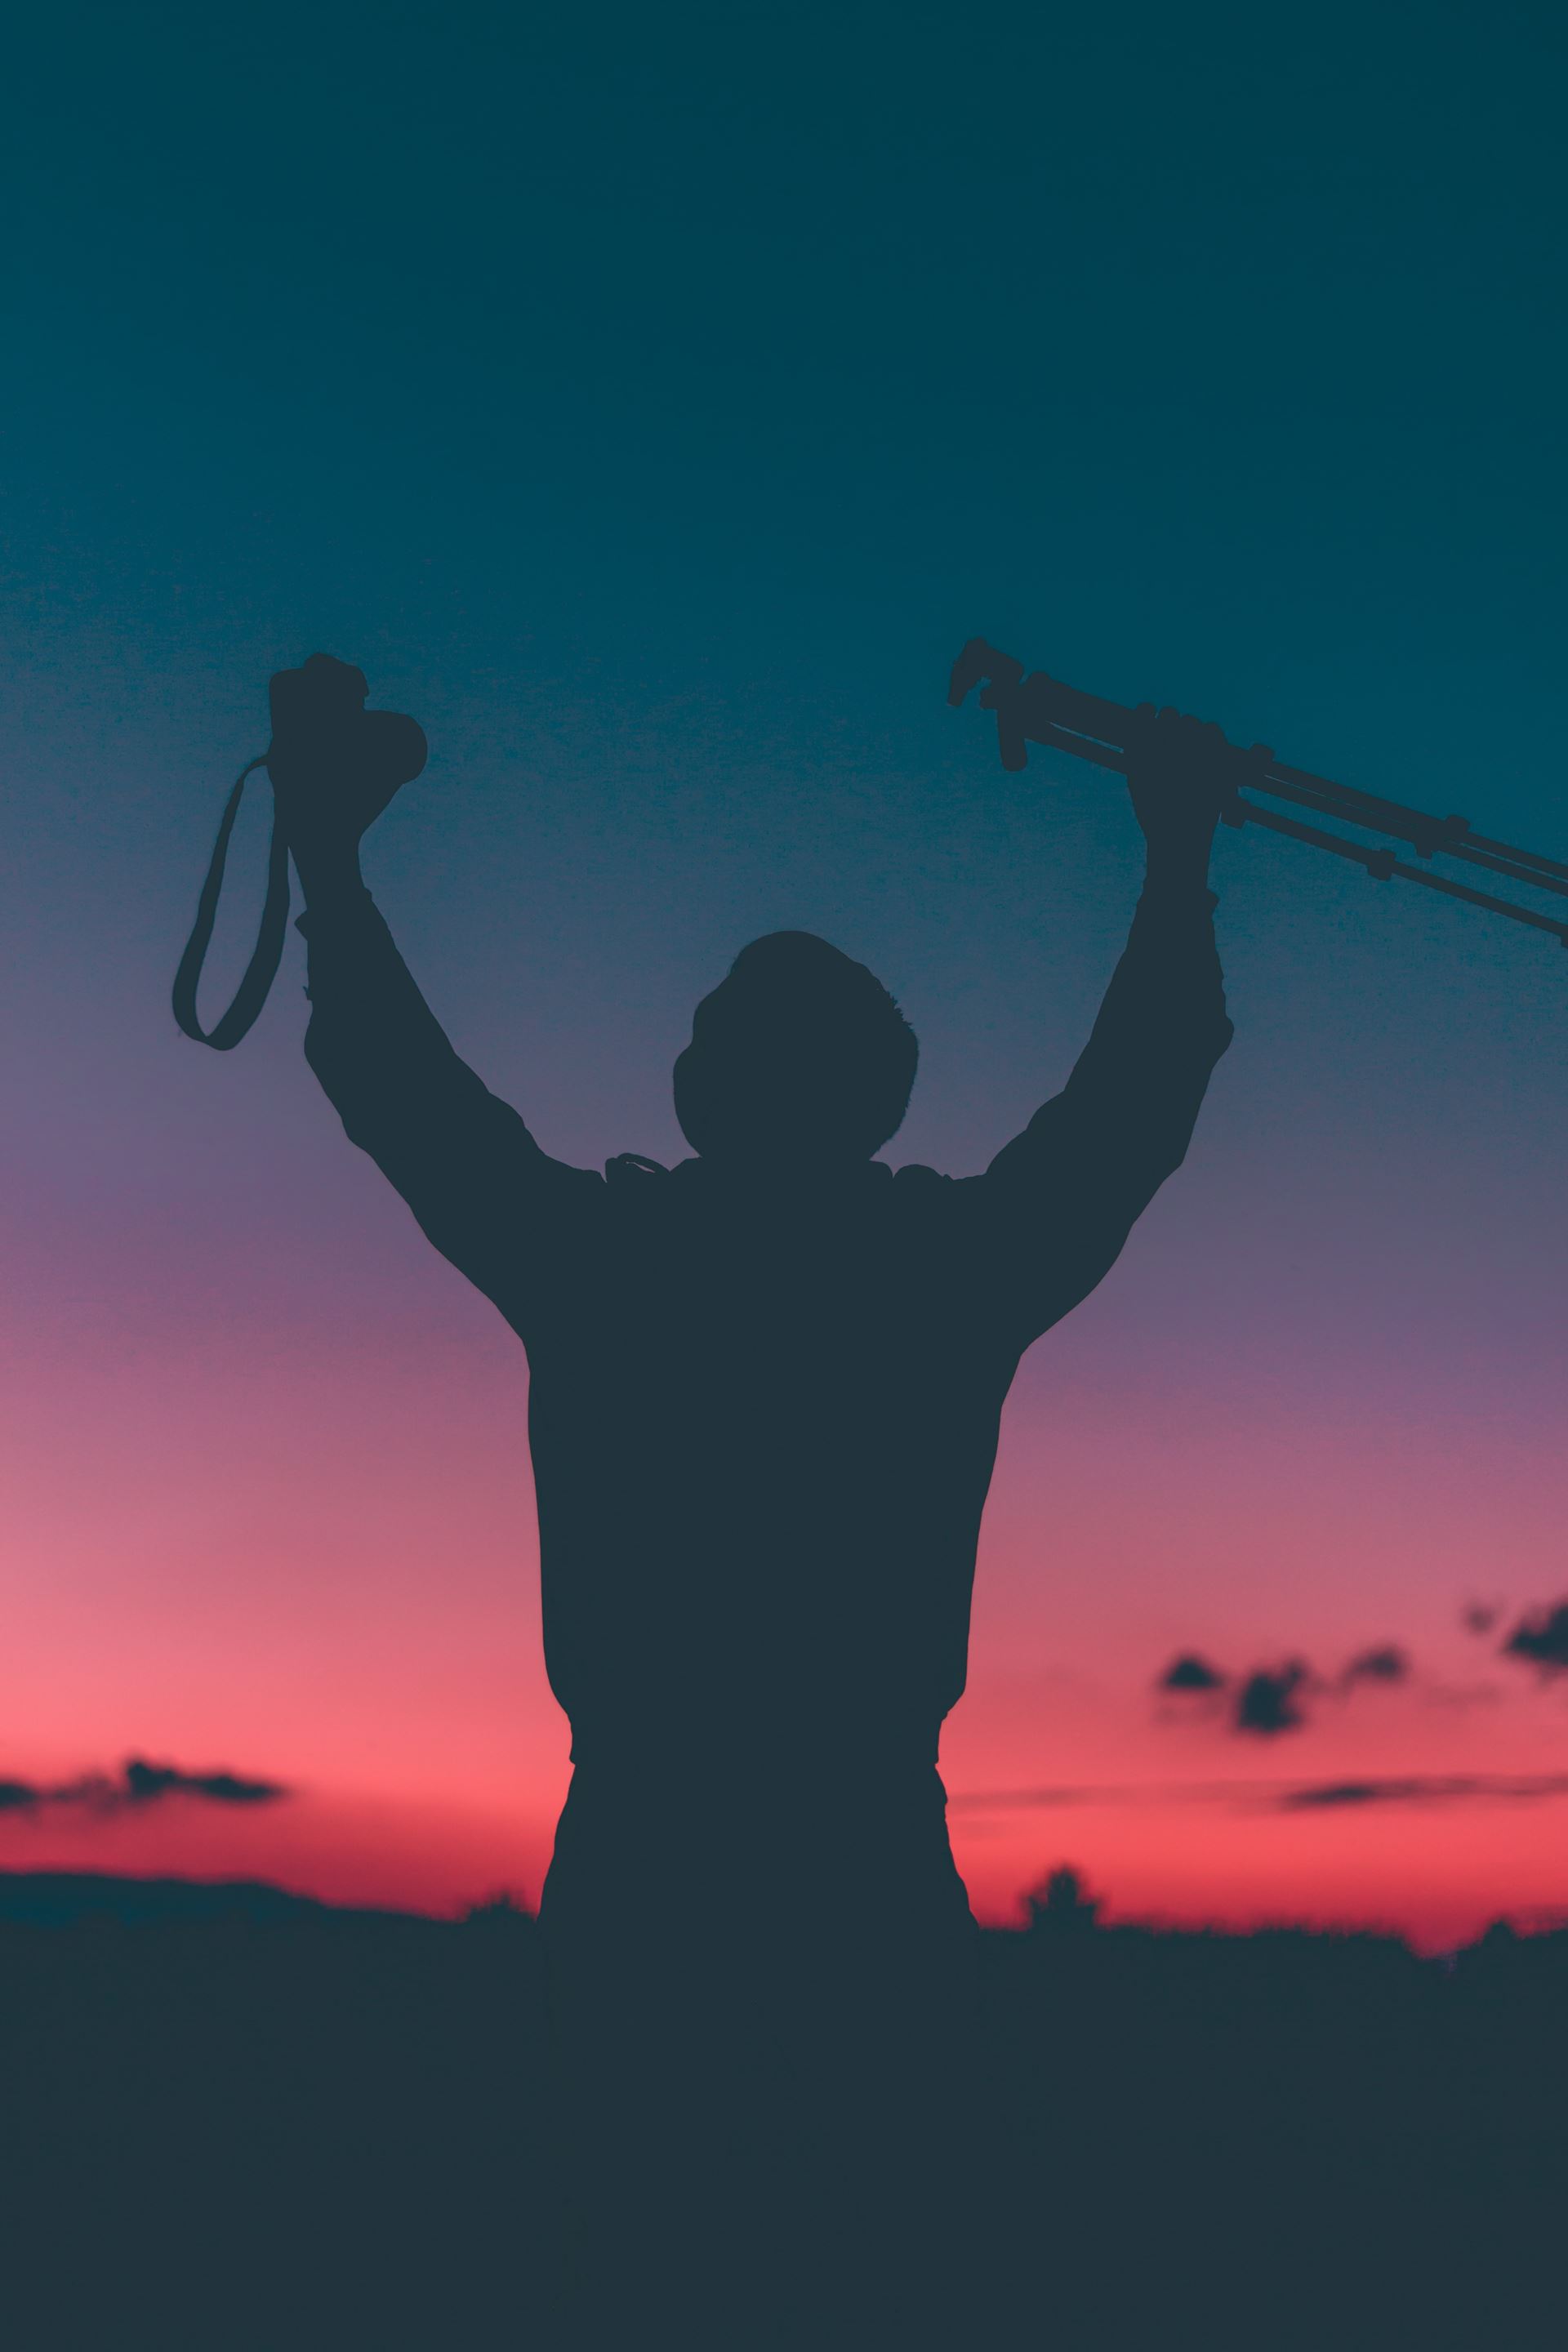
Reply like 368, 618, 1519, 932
2, 0, 1566, 1949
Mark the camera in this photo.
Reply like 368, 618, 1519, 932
267, 653, 428, 796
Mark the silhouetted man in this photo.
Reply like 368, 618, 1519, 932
268, 655, 1235, 2343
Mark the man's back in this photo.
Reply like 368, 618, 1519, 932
521, 1152, 1013, 1765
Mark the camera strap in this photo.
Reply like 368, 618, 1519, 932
172, 757, 292, 1049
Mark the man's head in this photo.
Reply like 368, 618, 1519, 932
674, 932, 918, 1167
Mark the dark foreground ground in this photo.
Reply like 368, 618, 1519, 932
0, 1872, 1562, 2351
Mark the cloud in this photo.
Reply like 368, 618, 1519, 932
1234, 1662, 1312, 1737
1276, 1774, 1568, 1812
1462, 1602, 1501, 1638
948, 1784, 1108, 1813
1338, 1645, 1410, 1689
951, 1772, 1568, 1816
1158, 1653, 1227, 1694
120, 1757, 286, 1806
1157, 1640, 1419, 1737
0, 1757, 289, 1815
1501, 1601, 1568, 1675
1156, 1637, 1421, 1740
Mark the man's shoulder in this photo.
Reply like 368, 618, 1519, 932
890, 1160, 992, 1199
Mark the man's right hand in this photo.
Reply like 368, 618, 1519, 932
266, 654, 427, 879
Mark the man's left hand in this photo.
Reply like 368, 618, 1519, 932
1124, 706, 1270, 858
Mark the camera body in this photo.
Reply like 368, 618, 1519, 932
266, 653, 428, 801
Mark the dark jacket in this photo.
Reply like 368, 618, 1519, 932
299, 880, 1232, 1781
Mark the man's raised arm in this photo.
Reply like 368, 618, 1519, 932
270, 657, 595, 1311
979, 710, 1241, 1339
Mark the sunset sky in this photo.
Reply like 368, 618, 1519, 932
3, 2, 1566, 1949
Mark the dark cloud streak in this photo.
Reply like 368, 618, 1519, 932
121, 1758, 287, 1806
1276, 1775, 1568, 1812
0, 1757, 289, 1815
953, 1774, 1568, 1815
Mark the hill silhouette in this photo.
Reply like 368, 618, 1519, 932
0, 1870, 336, 1927
2, 1866, 1562, 2350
